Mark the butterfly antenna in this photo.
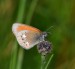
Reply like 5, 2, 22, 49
46, 26, 54, 32
45, 26, 54, 35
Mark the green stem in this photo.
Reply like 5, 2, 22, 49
16, 0, 27, 69
16, 48, 24, 69
10, 0, 26, 69
16, 0, 39, 69
10, 0, 39, 69
26, 0, 39, 24
16, 0, 26, 22
45, 54, 54, 69
41, 55, 46, 69
9, 41, 18, 69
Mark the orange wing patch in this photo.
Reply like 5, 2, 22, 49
17, 25, 41, 32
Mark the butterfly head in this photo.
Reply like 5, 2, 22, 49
42, 32, 47, 37
37, 32, 47, 42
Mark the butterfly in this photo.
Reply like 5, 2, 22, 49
12, 23, 48, 50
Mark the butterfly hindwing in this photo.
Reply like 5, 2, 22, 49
12, 23, 42, 49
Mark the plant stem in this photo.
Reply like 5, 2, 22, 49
16, 0, 26, 22
16, 0, 26, 69
26, 0, 39, 24
16, 48, 24, 69
10, 0, 39, 69
45, 54, 54, 69
41, 55, 46, 69
10, 0, 26, 69
9, 41, 18, 69
16, 0, 39, 69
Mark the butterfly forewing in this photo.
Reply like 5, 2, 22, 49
12, 23, 42, 49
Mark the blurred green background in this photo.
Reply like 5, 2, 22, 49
0, 0, 75, 69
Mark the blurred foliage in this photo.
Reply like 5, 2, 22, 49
0, 0, 75, 69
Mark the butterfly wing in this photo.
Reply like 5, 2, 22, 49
12, 23, 42, 49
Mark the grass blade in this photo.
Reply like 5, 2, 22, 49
45, 54, 54, 69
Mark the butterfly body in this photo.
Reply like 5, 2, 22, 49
12, 23, 45, 49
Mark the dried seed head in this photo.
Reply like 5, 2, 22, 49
37, 41, 52, 56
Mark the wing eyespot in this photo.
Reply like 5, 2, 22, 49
25, 42, 27, 46
23, 42, 26, 44
25, 42, 29, 47
21, 33, 26, 40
